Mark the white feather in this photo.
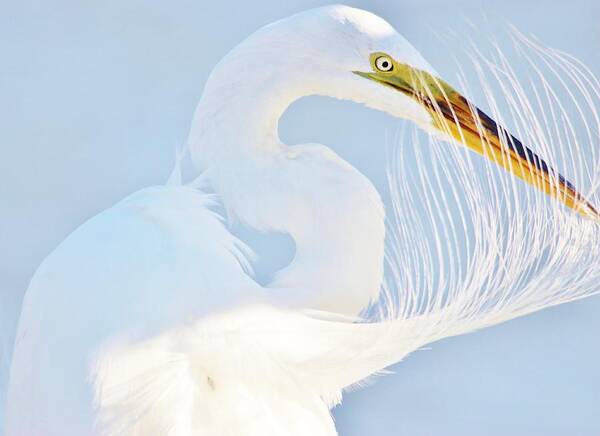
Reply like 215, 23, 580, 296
4, 6, 600, 435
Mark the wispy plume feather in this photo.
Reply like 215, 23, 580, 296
378, 30, 600, 348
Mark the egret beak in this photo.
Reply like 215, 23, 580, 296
355, 52, 599, 221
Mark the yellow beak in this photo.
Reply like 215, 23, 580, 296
355, 53, 599, 221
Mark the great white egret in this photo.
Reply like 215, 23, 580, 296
4, 5, 600, 435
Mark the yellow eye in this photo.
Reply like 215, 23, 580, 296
374, 55, 393, 72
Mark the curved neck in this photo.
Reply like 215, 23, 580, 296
188, 52, 324, 169
186, 48, 385, 315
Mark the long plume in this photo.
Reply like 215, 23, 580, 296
377, 29, 600, 348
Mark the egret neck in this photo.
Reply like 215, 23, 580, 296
187, 37, 385, 316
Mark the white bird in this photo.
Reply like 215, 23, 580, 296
4, 5, 600, 435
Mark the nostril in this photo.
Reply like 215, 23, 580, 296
207, 375, 215, 390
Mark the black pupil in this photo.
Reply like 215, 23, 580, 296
381, 60, 389, 69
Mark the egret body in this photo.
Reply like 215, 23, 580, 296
4, 5, 599, 435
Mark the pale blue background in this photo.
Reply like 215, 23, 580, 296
1, 0, 599, 434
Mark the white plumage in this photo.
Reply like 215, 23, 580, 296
4, 5, 600, 435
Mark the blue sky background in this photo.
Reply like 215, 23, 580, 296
1, 0, 599, 434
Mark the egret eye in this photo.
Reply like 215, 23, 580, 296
374, 55, 393, 72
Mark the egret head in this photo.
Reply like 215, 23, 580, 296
196, 5, 598, 219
